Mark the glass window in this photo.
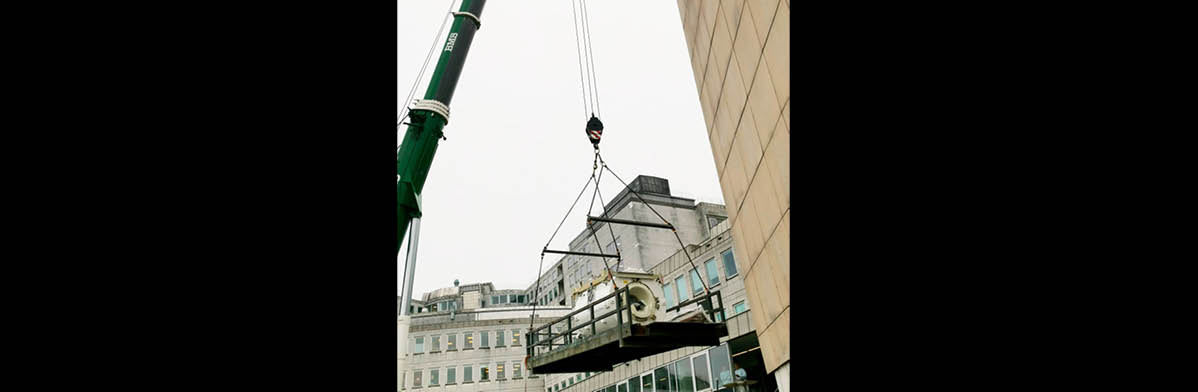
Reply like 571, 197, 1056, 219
570, 378, 575, 385
510, 294, 518, 303
676, 275, 691, 303
619, 384, 628, 392
721, 250, 737, 278
663, 283, 675, 307
519, 294, 526, 303
690, 270, 704, 295
733, 301, 746, 315
607, 386, 617, 392
628, 377, 642, 392
414, 336, 424, 353
642, 374, 654, 391
464, 366, 473, 382
431, 335, 441, 351
481, 364, 489, 380
693, 354, 711, 391
447, 367, 456, 384
497, 362, 505, 379
676, 359, 694, 392
448, 333, 456, 350
465, 331, 474, 349
708, 344, 732, 389
514, 363, 521, 378
481, 331, 489, 347
704, 259, 720, 286
497, 330, 506, 346
512, 329, 521, 346
655, 367, 669, 392
667, 362, 679, 392
413, 370, 423, 387
430, 369, 439, 385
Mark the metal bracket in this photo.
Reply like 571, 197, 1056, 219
452, 11, 481, 28
410, 99, 450, 124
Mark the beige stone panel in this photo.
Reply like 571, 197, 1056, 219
720, 57, 749, 126
763, 3, 790, 106
740, 268, 765, 318
709, 7, 733, 85
693, 10, 712, 85
720, 144, 749, 211
752, 97, 778, 151
699, 0, 719, 35
749, 161, 784, 234
768, 210, 790, 305
745, 256, 782, 324
699, 80, 716, 130
731, 4, 763, 90
734, 106, 764, 176
711, 93, 736, 168
758, 306, 790, 372
738, 189, 766, 266
747, 0, 780, 47
749, 58, 782, 143
720, 0, 747, 37
782, 98, 789, 132
763, 126, 789, 207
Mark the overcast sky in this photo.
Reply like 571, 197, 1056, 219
398, 0, 723, 297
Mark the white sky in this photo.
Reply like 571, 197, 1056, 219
398, 0, 723, 297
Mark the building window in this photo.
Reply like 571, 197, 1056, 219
721, 249, 738, 278
481, 331, 489, 348
512, 329, 521, 346
431, 335, 441, 352
464, 331, 474, 349
693, 354, 711, 391
481, 364, 489, 381
704, 258, 720, 286
497, 362, 505, 379
510, 294, 518, 303
413, 369, 423, 387
676, 275, 691, 303
641, 374, 653, 391
676, 358, 695, 392
569, 377, 574, 385
733, 301, 747, 315
518, 294, 526, 303
690, 270, 704, 295
430, 369, 439, 386
497, 330, 506, 347
447, 367, 456, 384
618, 382, 628, 392
513, 363, 522, 378
655, 366, 669, 392
663, 283, 675, 307
447, 333, 456, 350
708, 344, 732, 388
413, 336, 424, 353
628, 377, 641, 392
464, 366, 473, 382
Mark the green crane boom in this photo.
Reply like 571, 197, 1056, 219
397, 0, 487, 251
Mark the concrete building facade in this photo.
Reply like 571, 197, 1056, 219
399, 281, 573, 391
675, 0, 790, 389
530, 176, 729, 309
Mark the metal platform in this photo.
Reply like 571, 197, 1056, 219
526, 286, 728, 374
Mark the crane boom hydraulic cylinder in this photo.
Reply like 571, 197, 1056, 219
397, 0, 487, 251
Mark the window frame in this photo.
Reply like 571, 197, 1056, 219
704, 258, 720, 286
721, 249, 738, 278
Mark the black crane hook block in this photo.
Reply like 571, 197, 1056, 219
585, 115, 604, 148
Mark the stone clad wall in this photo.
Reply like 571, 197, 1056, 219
676, 0, 790, 376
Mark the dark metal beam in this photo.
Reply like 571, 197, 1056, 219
543, 249, 620, 258
586, 215, 674, 230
